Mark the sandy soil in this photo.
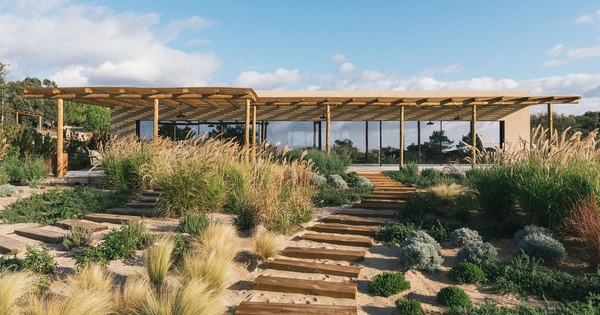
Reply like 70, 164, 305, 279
0, 193, 591, 314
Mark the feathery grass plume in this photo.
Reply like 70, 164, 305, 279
567, 195, 600, 264
252, 230, 280, 260
427, 183, 468, 201
114, 276, 151, 314
172, 278, 224, 315
66, 264, 114, 295
193, 222, 238, 262
144, 238, 175, 290
0, 271, 36, 314
27, 289, 113, 315
179, 251, 231, 293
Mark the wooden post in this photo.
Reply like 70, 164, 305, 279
252, 105, 257, 161
378, 121, 382, 166
15, 112, 18, 124
471, 105, 477, 168
245, 99, 250, 162
326, 105, 331, 154
365, 121, 369, 164
38, 115, 42, 132
399, 106, 404, 169
548, 103, 553, 139
57, 99, 65, 177
417, 121, 421, 164
153, 99, 159, 139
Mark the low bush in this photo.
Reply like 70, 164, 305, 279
402, 189, 476, 222
312, 184, 374, 207
368, 272, 411, 297
179, 212, 211, 237
21, 156, 48, 187
102, 222, 155, 260
446, 296, 600, 315
327, 174, 348, 189
22, 246, 56, 275
385, 166, 465, 189
0, 184, 18, 197
567, 195, 600, 264
513, 225, 553, 244
401, 230, 442, 253
426, 220, 449, 242
395, 298, 423, 315
285, 148, 352, 176
449, 262, 486, 284
171, 233, 191, 268
375, 222, 419, 245
66, 264, 114, 295
310, 172, 327, 186
252, 230, 280, 260
1, 155, 23, 183
355, 176, 374, 187
457, 242, 498, 266
74, 246, 108, 270
516, 233, 566, 262
63, 226, 92, 250
450, 228, 483, 247
398, 241, 444, 272
437, 286, 472, 308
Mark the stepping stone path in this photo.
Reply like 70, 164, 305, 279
0, 189, 161, 253
235, 171, 417, 314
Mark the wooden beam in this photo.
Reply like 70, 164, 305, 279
471, 105, 477, 169
399, 106, 404, 168
153, 99, 159, 139
326, 105, 331, 154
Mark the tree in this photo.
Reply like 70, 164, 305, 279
333, 138, 358, 160
456, 132, 484, 154
420, 130, 454, 162
530, 111, 599, 138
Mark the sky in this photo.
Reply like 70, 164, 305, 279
1, 0, 600, 150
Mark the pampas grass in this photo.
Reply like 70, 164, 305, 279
179, 251, 231, 293
66, 264, 114, 295
27, 290, 113, 315
144, 238, 175, 290
172, 278, 224, 315
252, 230, 280, 260
193, 222, 238, 261
114, 277, 151, 314
0, 271, 36, 314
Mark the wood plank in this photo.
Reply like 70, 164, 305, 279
252, 275, 357, 299
281, 247, 365, 262
14, 227, 65, 243
269, 258, 361, 277
300, 233, 373, 247
106, 208, 158, 217
83, 213, 141, 225
310, 223, 375, 237
0, 235, 28, 254
126, 201, 156, 209
336, 209, 398, 218
141, 191, 161, 197
55, 220, 108, 233
235, 301, 357, 315
322, 215, 388, 226
138, 197, 159, 203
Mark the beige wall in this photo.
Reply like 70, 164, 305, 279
501, 106, 531, 148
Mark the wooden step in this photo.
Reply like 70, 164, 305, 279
126, 202, 156, 209
281, 246, 365, 262
336, 208, 398, 219
310, 223, 375, 237
106, 208, 158, 217
55, 220, 108, 233
14, 227, 65, 243
0, 235, 28, 254
138, 197, 159, 203
352, 202, 403, 211
300, 233, 373, 247
235, 301, 357, 315
141, 191, 161, 197
252, 275, 357, 299
269, 258, 361, 277
361, 198, 407, 204
83, 213, 141, 225
322, 215, 388, 226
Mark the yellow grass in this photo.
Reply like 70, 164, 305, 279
172, 278, 225, 315
252, 230, 280, 260
179, 251, 231, 293
144, 238, 175, 289
66, 264, 114, 295
193, 222, 238, 262
27, 290, 113, 315
427, 183, 468, 201
0, 271, 36, 314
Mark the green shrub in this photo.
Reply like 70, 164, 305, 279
0, 184, 18, 197
22, 246, 56, 275
517, 233, 566, 262
467, 166, 517, 221
513, 225, 553, 244
1, 155, 23, 182
449, 262, 486, 284
401, 230, 442, 253
0, 167, 9, 184
285, 148, 352, 176
327, 174, 348, 189
21, 156, 48, 187
312, 184, 374, 207
101, 222, 155, 260
385, 166, 465, 188
63, 226, 92, 250
395, 298, 423, 315
437, 286, 472, 308
446, 295, 600, 315
369, 272, 410, 297
426, 220, 449, 242
74, 246, 108, 270
399, 241, 444, 272
457, 242, 498, 266
179, 212, 211, 236
171, 233, 191, 268
450, 228, 482, 247
309, 172, 327, 186
375, 222, 419, 245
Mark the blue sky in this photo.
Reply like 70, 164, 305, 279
1, 0, 600, 149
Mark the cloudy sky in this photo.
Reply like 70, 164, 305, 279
1, 0, 600, 150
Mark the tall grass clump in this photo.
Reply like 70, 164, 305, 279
0, 271, 37, 314
179, 212, 211, 236
285, 148, 351, 175
467, 127, 600, 231
144, 239, 175, 290
101, 135, 156, 189
252, 230, 280, 260
567, 195, 600, 264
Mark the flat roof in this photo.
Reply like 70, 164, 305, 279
21, 87, 581, 121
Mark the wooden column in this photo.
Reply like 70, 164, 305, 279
326, 105, 331, 154
399, 106, 405, 168
252, 105, 257, 161
471, 105, 477, 168
548, 103, 553, 139
56, 99, 65, 177
38, 116, 42, 132
244, 99, 250, 162
15, 112, 19, 124
365, 121, 369, 164
153, 99, 159, 139
417, 121, 422, 164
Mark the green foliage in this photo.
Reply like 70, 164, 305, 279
437, 286, 472, 308
384, 166, 465, 189
285, 148, 352, 176
402, 188, 476, 222
401, 230, 442, 253
1, 155, 23, 182
368, 272, 411, 297
327, 174, 348, 189
450, 228, 483, 247
447, 295, 600, 315
101, 222, 155, 260
426, 220, 449, 242
21, 156, 48, 187
399, 241, 444, 272
171, 233, 191, 268
374, 222, 419, 245
74, 246, 108, 270
449, 262, 486, 284
0, 186, 131, 225
467, 167, 517, 222
395, 298, 423, 315
517, 233, 566, 262
102, 142, 154, 190
0, 184, 18, 197
63, 226, 92, 250
22, 246, 56, 275
513, 225, 553, 244
309, 172, 327, 186
312, 183, 374, 207
457, 242, 498, 266
179, 212, 211, 236
0, 254, 23, 272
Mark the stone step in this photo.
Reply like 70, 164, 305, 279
281, 246, 365, 262
55, 219, 108, 233
310, 223, 375, 237
252, 275, 357, 299
322, 215, 388, 226
126, 201, 157, 209
105, 207, 158, 217
141, 191, 161, 197
300, 233, 373, 247
83, 213, 141, 225
336, 208, 398, 219
14, 227, 65, 243
0, 235, 28, 254
268, 258, 361, 277
235, 301, 357, 315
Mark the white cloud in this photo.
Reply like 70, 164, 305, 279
418, 64, 462, 76
546, 44, 564, 57
544, 44, 600, 67
337, 62, 356, 74
0, 0, 220, 86
232, 68, 301, 89
331, 54, 347, 63
575, 9, 600, 23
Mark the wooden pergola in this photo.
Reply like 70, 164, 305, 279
1, 109, 43, 131
21, 87, 581, 177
